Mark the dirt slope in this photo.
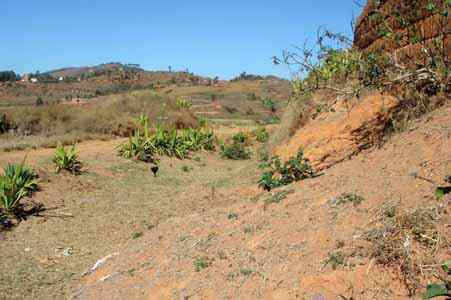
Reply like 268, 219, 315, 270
75, 104, 451, 299
275, 92, 400, 171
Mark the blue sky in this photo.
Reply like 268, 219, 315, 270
0, 1, 363, 79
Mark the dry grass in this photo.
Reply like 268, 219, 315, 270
362, 201, 448, 296
266, 96, 312, 152
1, 91, 198, 151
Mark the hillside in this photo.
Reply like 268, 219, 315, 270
74, 101, 450, 300
1, 1, 450, 299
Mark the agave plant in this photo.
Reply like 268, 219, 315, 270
0, 161, 38, 214
53, 143, 82, 174
119, 121, 216, 162
118, 131, 155, 163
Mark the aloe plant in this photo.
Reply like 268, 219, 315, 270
0, 161, 38, 213
119, 120, 215, 162
53, 143, 82, 174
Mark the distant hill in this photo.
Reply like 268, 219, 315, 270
43, 63, 144, 79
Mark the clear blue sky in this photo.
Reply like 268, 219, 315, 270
0, 1, 363, 79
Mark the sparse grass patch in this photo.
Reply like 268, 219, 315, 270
329, 193, 365, 208
193, 257, 212, 272
243, 225, 253, 234
361, 202, 445, 295
240, 268, 253, 276
220, 142, 251, 160
325, 250, 347, 270
181, 166, 191, 172
264, 189, 295, 205
227, 212, 238, 220
132, 232, 143, 239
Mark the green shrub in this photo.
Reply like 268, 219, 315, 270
0, 161, 38, 214
423, 260, 451, 299
261, 115, 280, 125
220, 142, 251, 160
254, 127, 269, 143
193, 257, 212, 272
232, 132, 250, 145
262, 98, 277, 112
258, 149, 313, 191
53, 143, 82, 174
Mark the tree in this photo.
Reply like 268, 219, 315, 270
0, 71, 19, 82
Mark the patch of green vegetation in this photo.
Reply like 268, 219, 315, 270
262, 97, 277, 112
132, 232, 143, 239
0, 161, 38, 215
329, 193, 365, 207
243, 225, 253, 234
220, 142, 251, 160
119, 116, 216, 162
227, 212, 238, 220
254, 127, 269, 143
435, 186, 451, 200
193, 257, 212, 272
53, 143, 82, 175
181, 166, 191, 172
258, 149, 313, 191
325, 251, 347, 270
264, 189, 295, 205
240, 268, 253, 276
232, 132, 250, 145
175, 97, 192, 109
423, 260, 451, 299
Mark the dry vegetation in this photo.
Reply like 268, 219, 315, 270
362, 201, 449, 296
0, 91, 198, 151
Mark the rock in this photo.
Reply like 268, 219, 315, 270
63, 247, 73, 257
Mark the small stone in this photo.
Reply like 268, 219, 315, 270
63, 247, 73, 257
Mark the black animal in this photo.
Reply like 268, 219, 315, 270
150, 164, 159, 177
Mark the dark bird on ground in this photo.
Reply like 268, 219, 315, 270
150, 164, 159, 177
